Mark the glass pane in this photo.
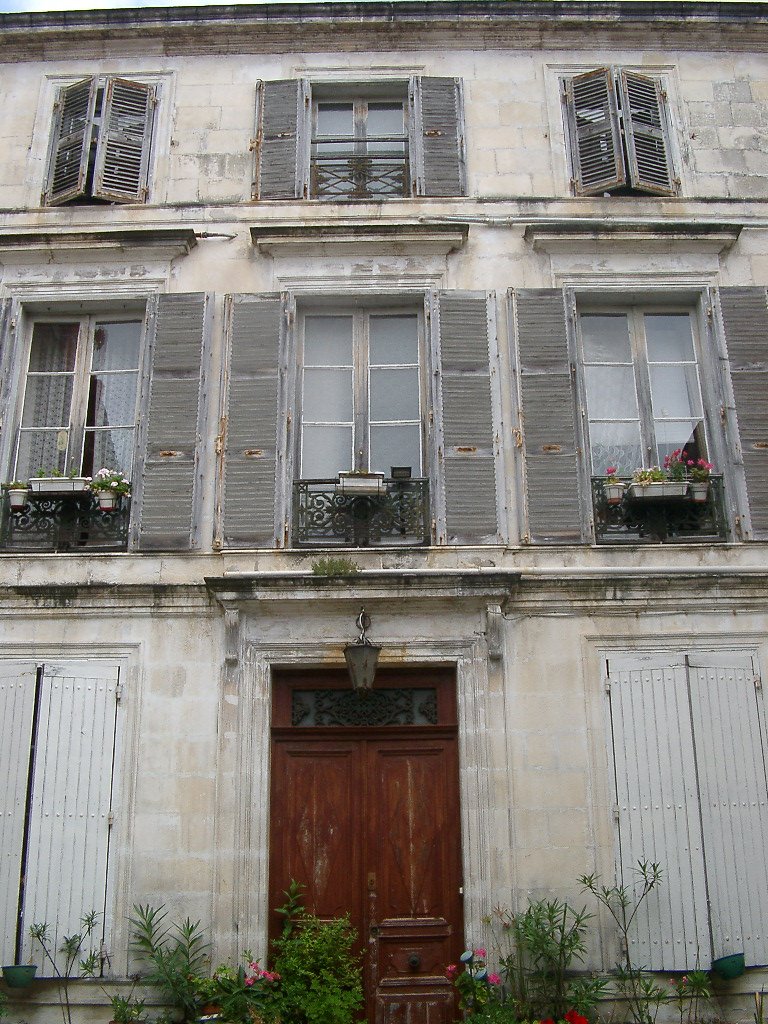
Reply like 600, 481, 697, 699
588, 421, 642, 476
84, 427, 135, 477
87, 372, 138, 428
316, 103, 354, 137
370, 423, 421, 476
28, 323, 79, 372
585, 365, 638, 419
654, 421, 703, 465
580, 314, 632, 362
302, 424, 353, 478
16, 430, 68, 479
304, 317, 353, 365
650, 365, 703, 419
303, 367, 353, 422
370, 368, 420, 421
21, 375, 74, 428
370, 315, 419, 364
645, 314, 695, 362
367, 103, 404, 137
91, 321, 142, 372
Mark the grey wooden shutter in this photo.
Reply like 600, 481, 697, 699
92, 78, 155, 203
513, 290, 583, 542
437, 292, 497, 542
221, 294, 282, 547
412, 77, 465, 197
720, 287, 768, 537
44, 77, 97, 206
619, 70, 676, 196
137, 294, 208, 550
256, 79, 309, 200
565, 68, 625, 196
0, 297, 13, 430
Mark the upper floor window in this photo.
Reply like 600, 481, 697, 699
563, 68, 677, 197
311, 94, 408, 199
14, 316, 142, 481
43, 77, 156, 207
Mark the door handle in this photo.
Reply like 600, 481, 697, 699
408, 953, 421, 971
370, 925, 380, 938
367, 871, 376, 891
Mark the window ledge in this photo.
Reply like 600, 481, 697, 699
250, 221, 469, 257
0, 227, 198, 264
524, 220, 742, 255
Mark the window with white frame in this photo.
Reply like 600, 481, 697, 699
562, 68, 677, 197
298, 309, 424, 480
43, 76, 156, 206
578, 308, 709, 478
13, 316, 143, 482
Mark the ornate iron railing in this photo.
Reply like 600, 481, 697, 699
1, 492, 131, 553
293, 478, 430, 547
592, 475, 728, 544
311, 139, 409, 198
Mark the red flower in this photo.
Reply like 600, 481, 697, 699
445, 964, 459, 980
565, 1010, 589, 1024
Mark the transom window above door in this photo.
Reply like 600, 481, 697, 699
579, 308, 708, 476
299, 310, 423, 480
13, 316, 143, 481
311, 95, 408, 198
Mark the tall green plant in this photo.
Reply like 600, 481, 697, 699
129, 904, 210, 1022
30, 911, 101, 1024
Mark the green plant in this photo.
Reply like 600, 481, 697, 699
3, 481, 28, 490
30, 911, 101, 1024
33, 468, 79, 479
129, 904, 210, 1022
631, 467, 666, 484
688, 459, 714, 483
89, 468, 131, 496
274, 880, 306, 938
0, 990, 7, 1019
754, 988, 765, 1024
668, 971, 711, 1024
446, 949, 501, 1014
605, 466, 621, 483
580, 861, 666, 1024
107, 992, 147, 1024
311, 557, 360, 576
191, 957, 281, 1023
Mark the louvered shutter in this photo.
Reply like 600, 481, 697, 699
137, 294, 209, 550
19, 663, 119, 973
411, 77, 465, 197
44, 78, 97, 206
221, 294, 282, 547
687, 655, 768, 966
436, 292, 498, 542
513, 290, 583, 542
607, 656, 711, 971
0, 297, 13, 424
0, 662, 37, 963
565, 68, 625, 196
720, 287, 768, 537
92, 78, 155, 203
256, 79, 309, 200
619, 70, 675, 196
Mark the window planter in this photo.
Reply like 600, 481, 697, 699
6, 487, 29, 510
2, 965, 37, 988
628, 481, 689, 500
604, 482, 625, 505
29, 476, 90, 495
337, 472, 385, 496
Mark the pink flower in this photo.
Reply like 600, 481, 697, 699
488, 973, 502, 986
244, 977, 255, 987
474, 947, 487, 958
445, 964, 459, 980
606, 466, 617, 476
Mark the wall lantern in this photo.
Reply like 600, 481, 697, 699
344, 607, 381, 692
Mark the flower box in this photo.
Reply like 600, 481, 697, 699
29, 476, 90, 495
628, 481, 689, 500
603, 482, 625, 505
336, 472, 385, 496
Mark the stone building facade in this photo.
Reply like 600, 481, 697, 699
1, 3, 767, 1022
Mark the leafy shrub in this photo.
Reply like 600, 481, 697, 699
129, 904, 210, 1021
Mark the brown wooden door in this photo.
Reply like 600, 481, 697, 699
269, 669, 463, 1024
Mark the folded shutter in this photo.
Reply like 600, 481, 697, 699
221, 294, 283, 547
565, 68, 625, 196
137, 293, 210, 550
92, 77, 155, 203
720, 286, 768, 537
411, 77, 465, 197
44, 78, 98, 206
255, 79, 309, 200
619, 70, 675, 196
512, 290, 584, 542
436, 292, 498, 543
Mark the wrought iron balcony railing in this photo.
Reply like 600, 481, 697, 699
311, 138, 409, 198
293, 478, 430, 548
592, 475, 728, 544
1, 492, 130, 553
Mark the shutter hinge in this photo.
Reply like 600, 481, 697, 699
248, 138, 259, 152
613, 804, 621, 822
512, 427, 523, 449
755, 675, 763, 691
215, 434, 224, 455
706, 305, 714, 320
115, 683, 123, 703
720, 405, 727, 426
604, 680, 611, 694
108, 812, 115, 827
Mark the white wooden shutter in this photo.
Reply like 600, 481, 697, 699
20, 662, 120, 974
619, 70, 676, 196
0, 662, 37, 963
565, 68, 625, 196
44, 78, 98, 206
607, 655, 710, 970
93, 77, 155, 203
688, 654, 768, 966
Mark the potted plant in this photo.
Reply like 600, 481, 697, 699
1, 964, 38, 988
337, 470, 385, 495
688, 458, 714, 502
89, 468, 131, 511
3, 481, 29, 511
29, 469, 90, 495
628, 466, 674, 498
603, 467, 625, 505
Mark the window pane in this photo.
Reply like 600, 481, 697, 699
581, 314, 632, 362
645, 314, 695, 362
650, 365, 703, 419
585, 365, 638, 419
85, 427, 135, 477
87, 372, 138, 428
370, 368, 420, 421
303, 367, 353, 421
367, 103, 404, 137
370, 423, 421, 476
304, 317, 353, 365
654, 421, 703, 465
588, 421, 642, 476
316, 103, 354, 137
370, 315, 419, 364
27, 323, 79, 372
91, 321, 142, 372
21, 375, 74, 428
302, 424, 353, 477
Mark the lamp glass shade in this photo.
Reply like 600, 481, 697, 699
344, 641, 381, 691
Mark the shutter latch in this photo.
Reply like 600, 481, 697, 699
115, 683, 123, 703
755, 676, 763, 691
